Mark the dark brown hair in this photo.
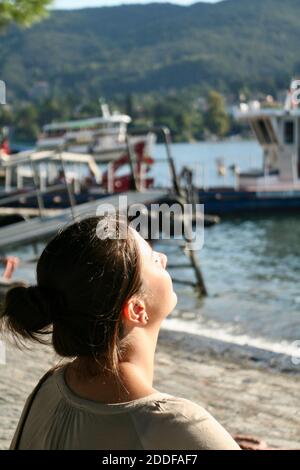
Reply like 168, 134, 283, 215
0, 216, 142, 386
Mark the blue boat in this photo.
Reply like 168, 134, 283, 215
198, 187, 300, 215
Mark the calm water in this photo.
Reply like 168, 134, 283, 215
153, 141, 300, 357
6, 141, 300, 358
152, 139, 263, 188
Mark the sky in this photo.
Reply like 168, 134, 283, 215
53, 0, 220, 9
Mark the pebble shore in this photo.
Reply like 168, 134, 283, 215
1, 328, 299, 450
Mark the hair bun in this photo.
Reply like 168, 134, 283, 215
0, 284, 54, 341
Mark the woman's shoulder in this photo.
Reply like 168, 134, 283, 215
146, 393, 211, 417
134, 394, 240, 450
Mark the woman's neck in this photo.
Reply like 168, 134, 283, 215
120, 326, 159, 386
66, 327, 160, 403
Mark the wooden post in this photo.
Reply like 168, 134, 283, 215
58, 149, 76, 220
29, 156, 45, 219
125, 135, 139, 191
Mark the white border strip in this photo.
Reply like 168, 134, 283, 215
0, 80, 6, 105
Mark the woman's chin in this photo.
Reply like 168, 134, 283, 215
170, 291, 178, 311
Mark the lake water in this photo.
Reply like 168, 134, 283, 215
153, 141, 300, 360
153, 139, 263, 188
4, 140, 300, 362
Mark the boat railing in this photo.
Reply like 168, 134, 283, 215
0, 146, 77, 218
1, 130, 178, 222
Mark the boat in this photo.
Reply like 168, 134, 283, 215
36, 103, 155, 163
0, 138, 157, 228
197, 79, 300, 215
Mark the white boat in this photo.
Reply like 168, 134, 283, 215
36, 104, 155, 162
197, 80, 300, 215
235, 79, 300, 191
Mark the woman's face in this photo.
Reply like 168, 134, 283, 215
133, 230, 177, 322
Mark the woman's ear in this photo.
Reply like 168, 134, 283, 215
122, 298, 148, 325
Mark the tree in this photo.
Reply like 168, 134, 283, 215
14, 104, 39, 142
0, 0, 52, 29
125, 94, 135, 120
205, 91, 230, 138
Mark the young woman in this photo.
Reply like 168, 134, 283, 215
1, 216, 240, 450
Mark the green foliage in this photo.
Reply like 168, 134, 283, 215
2, 0, 296, 142
1, 89, 228, 143
0, 0, 52, 29
0, 106, 13, 127
205, 91, 229, 138
0, 0, 298, 100
13, 104, 39, 141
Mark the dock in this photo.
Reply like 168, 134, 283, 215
0, 207, 63, 218
0, 190, 168, 250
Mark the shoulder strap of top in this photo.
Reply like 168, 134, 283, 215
12, 368, 55, 450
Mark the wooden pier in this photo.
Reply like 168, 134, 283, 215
0, 190, 168, 250
0, 207, 63, 218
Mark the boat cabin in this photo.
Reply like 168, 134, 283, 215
236, 83, 300, 190
37, 105, 131, 155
